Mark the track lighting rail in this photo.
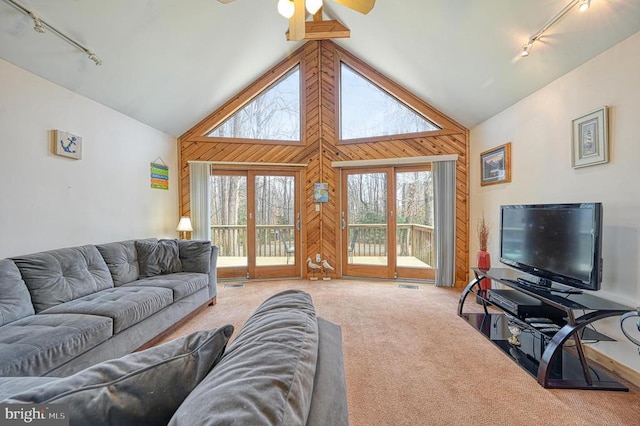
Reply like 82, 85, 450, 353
1, 0, 102, 65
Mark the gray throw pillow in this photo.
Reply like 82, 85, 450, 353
135, 239, 182, 277
0, 259, 35, 326
178, 240, 212, 274
5, 325, 234, 426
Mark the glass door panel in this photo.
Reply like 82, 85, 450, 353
395, 169, 436, 280
254, 174, 296, 267
210, 173, 248, 279
343, 170, 390, 278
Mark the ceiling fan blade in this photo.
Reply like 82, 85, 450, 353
331, 0, 375, 14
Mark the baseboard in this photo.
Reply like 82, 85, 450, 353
584, 345, 640, 389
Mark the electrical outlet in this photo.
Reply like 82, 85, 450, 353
315, 254, 321, 262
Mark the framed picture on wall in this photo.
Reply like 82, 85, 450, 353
480, 142, 511, 186
53, 130, 82, 160
572, 106, 608, 168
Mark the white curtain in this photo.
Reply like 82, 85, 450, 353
433, 160, 456, 287
189, 162, 211, 242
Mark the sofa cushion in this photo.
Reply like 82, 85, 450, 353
5, 326, 234, 426
0, 313, 113, 377
178, 240, 211, 274
96, 239, 157, 286
136, 239, 182, 277
123, 272, 208, 302
169, 289, 319, 426
0, 259, 35, 326
0, 377, 58, 401
12, 245, 114, 313
42, 286, 173, 333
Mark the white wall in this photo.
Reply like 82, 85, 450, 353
0, 59, 179, 258
470, 31, 640, 374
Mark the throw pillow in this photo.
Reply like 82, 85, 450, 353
5, 325, 234, 426
0, 259, 35, 326
135, 239, 182, 277
178, 240, 212, 274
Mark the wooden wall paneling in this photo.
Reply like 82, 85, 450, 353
303, 42, 322, 278
179, 39, 470, 286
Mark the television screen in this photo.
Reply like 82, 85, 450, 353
499, 203, 603, 291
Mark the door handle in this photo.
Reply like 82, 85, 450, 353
341, 219, 346, 230
296, 220, 301, 231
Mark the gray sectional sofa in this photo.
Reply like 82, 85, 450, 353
0, 238, 217, 378
2, 290, 349, 426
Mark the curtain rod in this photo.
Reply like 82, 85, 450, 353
188, 161, 308, 167
332, 154, 458, 168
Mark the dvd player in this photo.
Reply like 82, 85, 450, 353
488, 289, 563, 319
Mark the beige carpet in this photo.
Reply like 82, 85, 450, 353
161, 279, 640, 426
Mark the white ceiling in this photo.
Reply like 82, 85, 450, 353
1, 0, 639, 137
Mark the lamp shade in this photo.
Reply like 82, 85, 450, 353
176, 217, 193, 232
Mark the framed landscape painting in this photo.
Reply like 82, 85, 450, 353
572, 106, 608, 168
480, 142, 511, 186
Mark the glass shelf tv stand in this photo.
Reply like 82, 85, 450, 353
458, 268, 632, 391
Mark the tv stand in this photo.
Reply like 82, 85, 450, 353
458, 268, 632, 391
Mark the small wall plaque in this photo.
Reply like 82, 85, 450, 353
54, 130, 82, 160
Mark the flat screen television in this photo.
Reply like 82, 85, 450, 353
499, 203, 603, 292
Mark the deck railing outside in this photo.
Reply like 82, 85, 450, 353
212, 225, 295, 258
211, 223, 434, 265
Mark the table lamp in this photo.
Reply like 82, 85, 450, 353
176, 217, 193, 240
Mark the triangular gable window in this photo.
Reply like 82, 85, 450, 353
207, 66, 301, 141
340, 63, 440, 140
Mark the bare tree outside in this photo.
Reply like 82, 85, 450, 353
340, 63, 440, 140
207, 67, 300, 140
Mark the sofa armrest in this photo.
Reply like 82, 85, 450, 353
208, 245, 218, 301
307, 317, 349, 426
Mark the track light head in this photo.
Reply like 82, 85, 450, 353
87, 51, 102, 66
31, 14, 45, 33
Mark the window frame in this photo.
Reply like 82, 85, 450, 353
336, 53, 446, 145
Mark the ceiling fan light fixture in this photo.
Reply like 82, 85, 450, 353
306, 0, 323, 15
520, 42, 532, 57
578, 0, 591, 12
277, 0, 295, 19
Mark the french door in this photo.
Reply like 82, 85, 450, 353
341, 166, 435, 280
211, 170, 301, 279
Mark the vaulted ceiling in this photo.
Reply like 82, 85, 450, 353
1, 0, 639, 137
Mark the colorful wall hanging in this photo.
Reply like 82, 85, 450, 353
150, 158, 169, 190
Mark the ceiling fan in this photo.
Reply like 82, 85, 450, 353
217, 0, 376, 41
